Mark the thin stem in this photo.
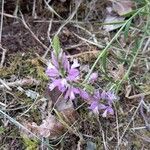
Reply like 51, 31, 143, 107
83, 5, 147, 84
0, 0, 4, 44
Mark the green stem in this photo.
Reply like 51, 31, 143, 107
83, 5, 147, 84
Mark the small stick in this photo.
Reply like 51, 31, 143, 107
0, 12, 18, 19
0, 0, 7, 68
127, 92, 150, 99
0, 0, 4, 43
55, 0, 82, 36
73, 32, 104, 49
130, 126, 147, 130
140, 100, 150, 131
0, 102, 7, 107
116, 99, 143, 148
67, 50, 99, 59
32, 0, 37, 18
0, 79, 12, 91
64, 42, 86, 50
20, 12, 48, 50
143, 37, 150, 53
0, 78, 40, 90
44, 0, 63, 19
0, 46, 7, 68
42, 19, 53, 58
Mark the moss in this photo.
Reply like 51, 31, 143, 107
22, 135, 39, 150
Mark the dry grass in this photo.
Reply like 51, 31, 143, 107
0, 0, 150, 149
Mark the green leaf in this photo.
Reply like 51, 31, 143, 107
22, 135, 38, 150
52, 36, 61, 56
0, 126, 5, 134
121, 10, 137, 17
101, 50, 108, 73
124, 19, 132, 39
85, 84, 94, 93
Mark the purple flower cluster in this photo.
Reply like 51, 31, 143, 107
46, 51, 80, 100
46, 50, 116, 117
88, 91, 116, 117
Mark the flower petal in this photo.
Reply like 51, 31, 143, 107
48, 79, 62, 91
58, 79, 68, 92
106, 92, 117, 104
71, 59, 80, 69
49, 79, 68, 92
107, 106, 114, 115
49, 83, 55, 91
102, 109, 108, 117
46, 68, 59, 77
79, 89, 90, 100
101, 91, 107, 100
98, 104, 107, 110
89, 101, 99, 114
67, 69, 79, 81
89, 72, 98, 83
62, 53, 70, 71
72, 87, 80, 94
93, 90, 101, 100
47, 62, 55, 69
64, 87, 74, 100
64, 86, 79, 100
102, 106, 114, 117
70, 90, 75, 100
51, 52, 59, 68
89, 101, 98, 110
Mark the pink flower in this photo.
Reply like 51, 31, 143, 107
88, 90, 116, 117
46, 51, 80, 100
64, 86, 80, 100
89, 72, 98, 83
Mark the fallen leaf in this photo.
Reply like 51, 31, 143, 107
103, 14, 124, 32
110, 0, 133, 16
55, 96, 79, 125
45, 87, 62, 104
21, 115, 65, 139
110, 64, 125, 80
86, 141, 96, 150
125, 85, 132, 98
25, 90, 39, 100
38, 114, 65, 138
55, 97, 74, 112
21, 90, 79, 139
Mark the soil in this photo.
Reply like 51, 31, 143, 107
0, 0, 150, 150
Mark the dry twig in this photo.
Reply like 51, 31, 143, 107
42, 19, 53, 58
0, 0, 7, 68
0, 78, 40, 90
73, 32, 104, 49
20, 12, 48, 50
55, 0, 82, 36
116, 99, 143, 148
44, 0, 63, 19
0, 46, 7, 68
0, 0, 4, 43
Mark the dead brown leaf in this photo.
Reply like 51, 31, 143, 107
21, 115, 65, 139
21, 89, 79, 139
103, 14, 124, 32
38, 114, 65, 138
110, 0, 133, 16
110, 64, 125, 80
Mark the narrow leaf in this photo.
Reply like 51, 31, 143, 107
124, 19, 132, 39
52, 36, 61, 56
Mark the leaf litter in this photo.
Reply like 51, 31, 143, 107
0, 0, 150, 149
